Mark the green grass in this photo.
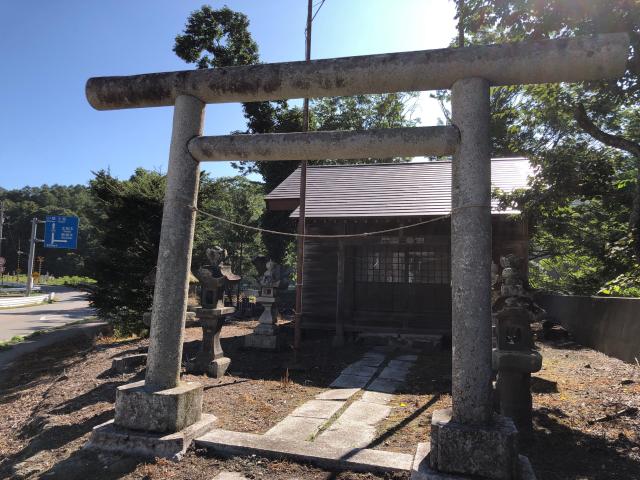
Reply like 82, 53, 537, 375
0, 330, 46, 350
2, 275, 96, 287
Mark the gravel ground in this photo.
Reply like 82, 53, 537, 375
372, 329, 640, 480
0, 322, 638, 479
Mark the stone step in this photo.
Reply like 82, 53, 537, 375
329, 373, 371, 389
367, 377, 403, 394
288, 399, 344, 420
361, 390, 393, 405
195, 428, 413, 474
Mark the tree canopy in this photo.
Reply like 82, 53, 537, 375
457, 0, 640, 296
87, 168, 265, 334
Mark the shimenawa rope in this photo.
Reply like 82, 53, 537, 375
189, 204, 491, 240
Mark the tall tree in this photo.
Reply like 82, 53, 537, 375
87, 169, 165, 334
174, 5, 296, 261
458, 0, 640, 294
174, 5, 419, 263
194, 175, 265, 283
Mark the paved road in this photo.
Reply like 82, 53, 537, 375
0, 287, 94, 341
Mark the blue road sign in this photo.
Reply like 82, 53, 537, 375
44, 215, 79, 249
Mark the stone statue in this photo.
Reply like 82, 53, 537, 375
261, 260, 281, 288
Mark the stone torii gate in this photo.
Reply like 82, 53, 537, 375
86, 33, 628, 478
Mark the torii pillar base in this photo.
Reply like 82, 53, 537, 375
87, 380, 215, 460
411, 409, 536, 479
418, 408, 536, 479
411, 440, 536, 480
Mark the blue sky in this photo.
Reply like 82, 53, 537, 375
0, 0, 456, 189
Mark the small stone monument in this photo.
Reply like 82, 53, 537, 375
142, 267, 198, 328
112, 267, 198, 373
187, 247, 240, 378
245, 258, 286, 350
492, 254, 542, 431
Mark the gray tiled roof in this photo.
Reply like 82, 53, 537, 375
265, 157, 532, 218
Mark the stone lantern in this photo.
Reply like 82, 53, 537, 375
245, 259, 286, 350
187, 247, 240, 378
492, 255, 542, 431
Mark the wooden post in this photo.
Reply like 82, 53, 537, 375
294, 0, 313, 353
333, 239, 346, 346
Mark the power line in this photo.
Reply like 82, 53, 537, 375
311, 0, 326, 22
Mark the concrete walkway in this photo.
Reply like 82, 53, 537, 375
264, 351, 416, 448
196, 350, 418, 474
0, 287, 93, 341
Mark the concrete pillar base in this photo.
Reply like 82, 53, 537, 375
254, 322, 278, 336
114, 380, 203, 433
185, 356, 231, 378
112, 353, 148, 373
244, 332, 280, 350
208, 356, 231, 377
428, 408, 521, 480
86, 414, 216, 460
411, 442, 536, 480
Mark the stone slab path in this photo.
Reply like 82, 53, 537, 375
213, 472, 249, 480
264, 349, 416, 447
196, 350, 418, 473
315, 354, 416, 449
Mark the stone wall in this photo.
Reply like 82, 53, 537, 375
536, 294, 640, 364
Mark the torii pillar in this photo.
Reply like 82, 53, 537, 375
417, 78, 529, 479
88, 95, 216, 459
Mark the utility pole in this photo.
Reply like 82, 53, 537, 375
294, 0, 314, 353
0, 201, 5, 259
16, 239, 23, 279
25, 217, 43, 296
0, 201, 5, 285
457, 0, 465, 48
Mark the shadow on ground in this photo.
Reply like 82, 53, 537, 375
181, 324, 377, 390
25, 447, 142, 480
0, 369, 146, 479
0, 335, 95, 405
523, 407, 640, 480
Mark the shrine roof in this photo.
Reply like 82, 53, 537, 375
265, 157, 532, 218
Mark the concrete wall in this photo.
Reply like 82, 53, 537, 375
536, 294, 640, 364
0, 293, 52, 308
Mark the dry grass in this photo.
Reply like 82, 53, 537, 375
0, 321, 638, 479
